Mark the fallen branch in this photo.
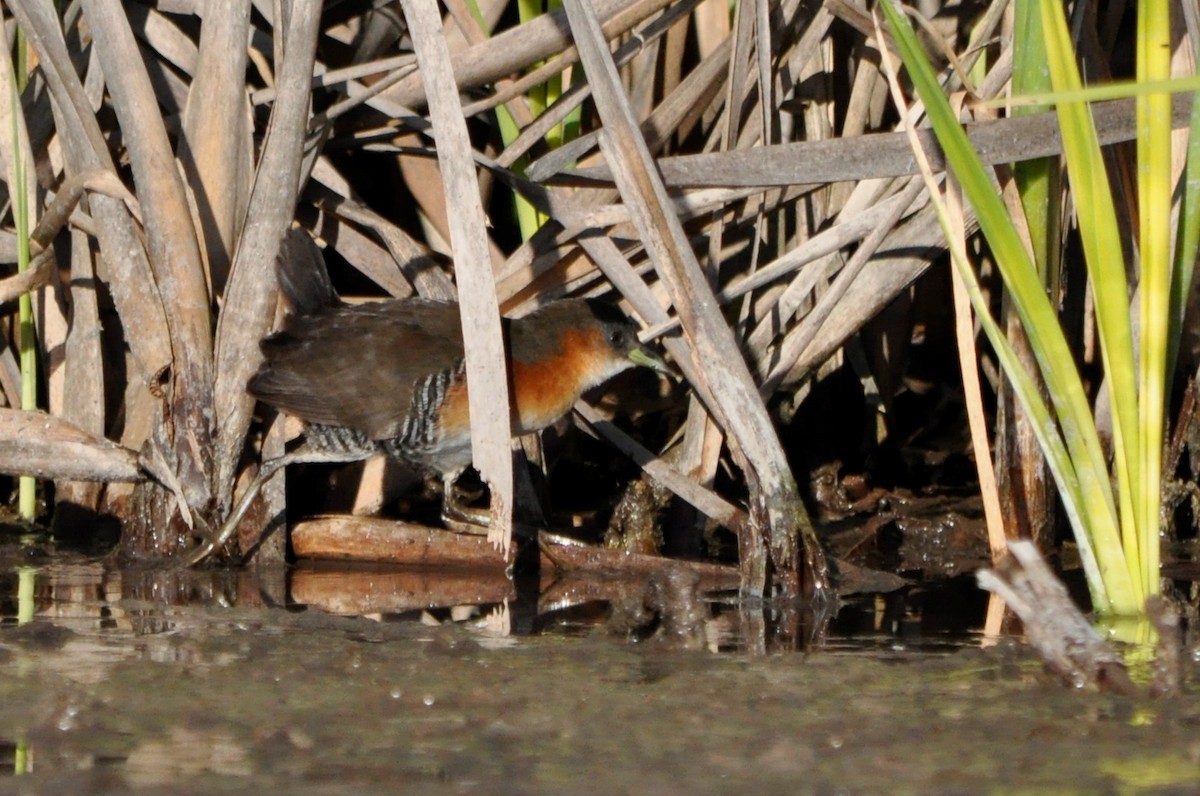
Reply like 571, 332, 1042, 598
0, 408, 141, 482
291, 515, 510, 569
977, 540, 1135, 693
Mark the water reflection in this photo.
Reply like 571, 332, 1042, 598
0, 556, 989, 656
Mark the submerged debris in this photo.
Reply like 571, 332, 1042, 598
976, 541, 1134, 694
605, 477, 672, 555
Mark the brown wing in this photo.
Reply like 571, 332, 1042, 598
249, 299, 466, 440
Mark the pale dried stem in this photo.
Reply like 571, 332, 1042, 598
213, 1, 323, 521
563, 0, 828, 600
401, 0, 515, 555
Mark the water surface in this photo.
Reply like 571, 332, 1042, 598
0, 556, 1196, 793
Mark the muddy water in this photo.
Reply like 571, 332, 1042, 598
1, 557, 1199, 793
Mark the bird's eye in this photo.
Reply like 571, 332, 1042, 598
608, 330, 626, 348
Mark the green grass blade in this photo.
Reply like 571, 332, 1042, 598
945, 213, 1108, 608
881, 0, 1139, 613
1135, 0, 1172, 598
1011, 1, 1058, 286
985, 72, 1200, 109
7, 47, 35, 521
1039, 2, 1143, 600
876, 4, 1109, 609
465, 0, 544, 240
1170, 43, 1200, 400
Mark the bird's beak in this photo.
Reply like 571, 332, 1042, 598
629, 345, 672, 376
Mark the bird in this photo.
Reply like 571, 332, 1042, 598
190, 291, 668, 564
250, 296, 668, 500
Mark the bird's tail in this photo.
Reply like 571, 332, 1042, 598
276, 228, 338, 317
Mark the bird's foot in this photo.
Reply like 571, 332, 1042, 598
441, 492, 491, 534
439, 474, 491, 533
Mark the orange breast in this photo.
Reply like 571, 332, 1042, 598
510, 327, 605, 433
431, 326, 608, 443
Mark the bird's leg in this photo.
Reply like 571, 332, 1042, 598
187, 447, 372, 566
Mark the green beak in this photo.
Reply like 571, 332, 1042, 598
629, 345, 672, 375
